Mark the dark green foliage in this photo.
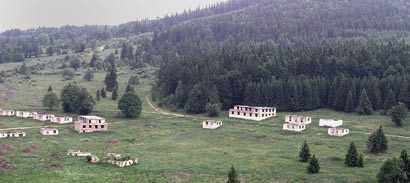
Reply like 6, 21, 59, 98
83, 70, 94, 81
205, 103, 221, 117
90, 53, 99, 67
345, 141, 359, 167
400, 150, 410, 180
60, 83, 95, 114
60, 83, 81, 113
307, 155, 320, 174
118, 92, 142, 118
377, 158, 407, 183
357, 89, 373, 115
227, 165, 240, 183
184, 83, 208, 114
111, 88, 118, 100
106, 53, 116, 66
62, 68, 75, 80
96, 89, 100, 101
390, 102, 407, 127
384, 89, 397, 114
47, 85, 52, 92
125, 84, 134, 93
367, 126, 388, 153
299, 140, 311, 162
101, 87, 107, 98
104, 65, 118, 92
70, 57, 82, 71
128, 75, 140, 85
344, 91, 354, 113
42, 92, 59, 110
358, 154, 364, 168
86, 155, 92, 162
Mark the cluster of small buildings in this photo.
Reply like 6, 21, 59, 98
281, 115, 349, 136
66, 151, 138, 167
0, 108, 108, 136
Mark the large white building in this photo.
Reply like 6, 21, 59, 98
229, 105, 276, 121
74, 116, 108, 133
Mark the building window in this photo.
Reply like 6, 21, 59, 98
95, 125, 98, 129
83, 125, 86, 128
89, 120, 92, 123
231, 111, 234, 114
206, 122, 208, 125
250, 113, 252, 116
99, 120, 101, 123
89, 125, 92, 128
237, 112, 240, 115
255, 114, 258, 117
53, 130, 56, 133
101, 125, 104, 128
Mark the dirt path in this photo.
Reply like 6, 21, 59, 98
0, 83, 17, 103
145, 95, 189, 118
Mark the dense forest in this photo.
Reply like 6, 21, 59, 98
2, 0, 410, 114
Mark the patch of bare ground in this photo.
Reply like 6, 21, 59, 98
0, 151, 7, 155
0, 83, 17, 102
26, 101, 43, 107
0, 163, 16, 169
105, 139, 119, 145
41, 164, 60, 168
45, 152, 62, 161
0, 144, 14, 150
0, 158, 8, 163
167, 171, 196, 181
22, 147, 32, 153
144, 125, 155, 129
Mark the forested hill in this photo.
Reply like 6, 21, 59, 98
152, 0, 410, 115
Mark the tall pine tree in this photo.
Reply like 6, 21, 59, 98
104, 65, 118, 92
344, 91, 354, 113
307, 155, 320, 174
227, 165, 240, 183
299, 140, 311, 162
367, 126, 388, 153
345, 141, 359, 167
357, 89, 373, 115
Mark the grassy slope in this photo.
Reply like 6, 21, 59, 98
0, 53, 409, 183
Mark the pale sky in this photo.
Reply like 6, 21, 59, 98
0, 0, 227, 31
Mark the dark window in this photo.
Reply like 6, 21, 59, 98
83, 125, 86, 128
95, 125, 98, 129
53, 130, 56, 133
101, 125, 104, 128
231, 111, 234, 114
89, 125, 92, 128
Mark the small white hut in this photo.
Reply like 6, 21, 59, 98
328, 128, 350, 136
0, 129, 26, 138
40, 127, 59, 136
285, 115, 311, 124
319, 119, 343, 127
202, 120, 222, 129
51, 115, 73, 124
67, 150, 92, 157
283, 123, 306, 132
0, 109, 15, 116
33, 111, 55, 121
16, 111, 37, 118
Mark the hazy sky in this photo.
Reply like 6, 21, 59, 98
0, 0, 227, 31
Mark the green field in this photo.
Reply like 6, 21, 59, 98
0, 54, 409, 183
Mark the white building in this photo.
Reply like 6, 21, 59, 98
328, 128, 350, 136
229, 105, 276, 121
16, 111, 37, 118
51, 115, 73, 124
319, 119, 343, 127
0, 129, 26, 138
33, 111, 55, 121
40, 127, 59, 136
285, 115, 311, 124
283, 123, 306, 132
74, 116, 108, 133
202, 120, 222, 129
0, 109, 15, 116
67, 150, 92, 157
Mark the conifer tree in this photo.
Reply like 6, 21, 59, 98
400, 149, 409, 180
47, 85, 52, 92
357, 89, 373, 115
390, 102, 407, 127
384, 89, 396, 114
377, 158, 407, 183
367, 126, 388, 153
307, 155, 320, 174
112, 88, 118, 100
358, 154, 364, 167
104, 65, 118, 92
96, 89, 100, 101
345, 141, 359, 167
344, 91, 354, 113
125, 84, 135, 93
299, 140, 311, 162
90, 53, 98, 67
227, 165, 240, 183
101, 87, 107, 98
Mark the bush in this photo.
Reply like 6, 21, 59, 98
206, 103, 221, 117
118, 92, 142, 118
128, 75, 140, 85
62, 68, 75, 80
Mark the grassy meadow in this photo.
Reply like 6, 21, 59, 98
1, 52, 410, 183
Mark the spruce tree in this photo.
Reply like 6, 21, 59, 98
400, 150, 410, 180
112, 88, 118, 100
104, 64, 118, 92
345, 141, 359, 167
367, 126, 388, 153
377, 158, 407, 183
307, 155, 320, 174
101, 87, 107, 98
390, 102, 407, 127
344, 91, 354, 113
299, 140, 311, 162
384, 89, 396, 114
358, 154, 364, 167
227, 165, 240, 183
47, 85, 53, 92
357, 89, 373, 115
125, 84, 135, 93
96, 89, 100, 101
